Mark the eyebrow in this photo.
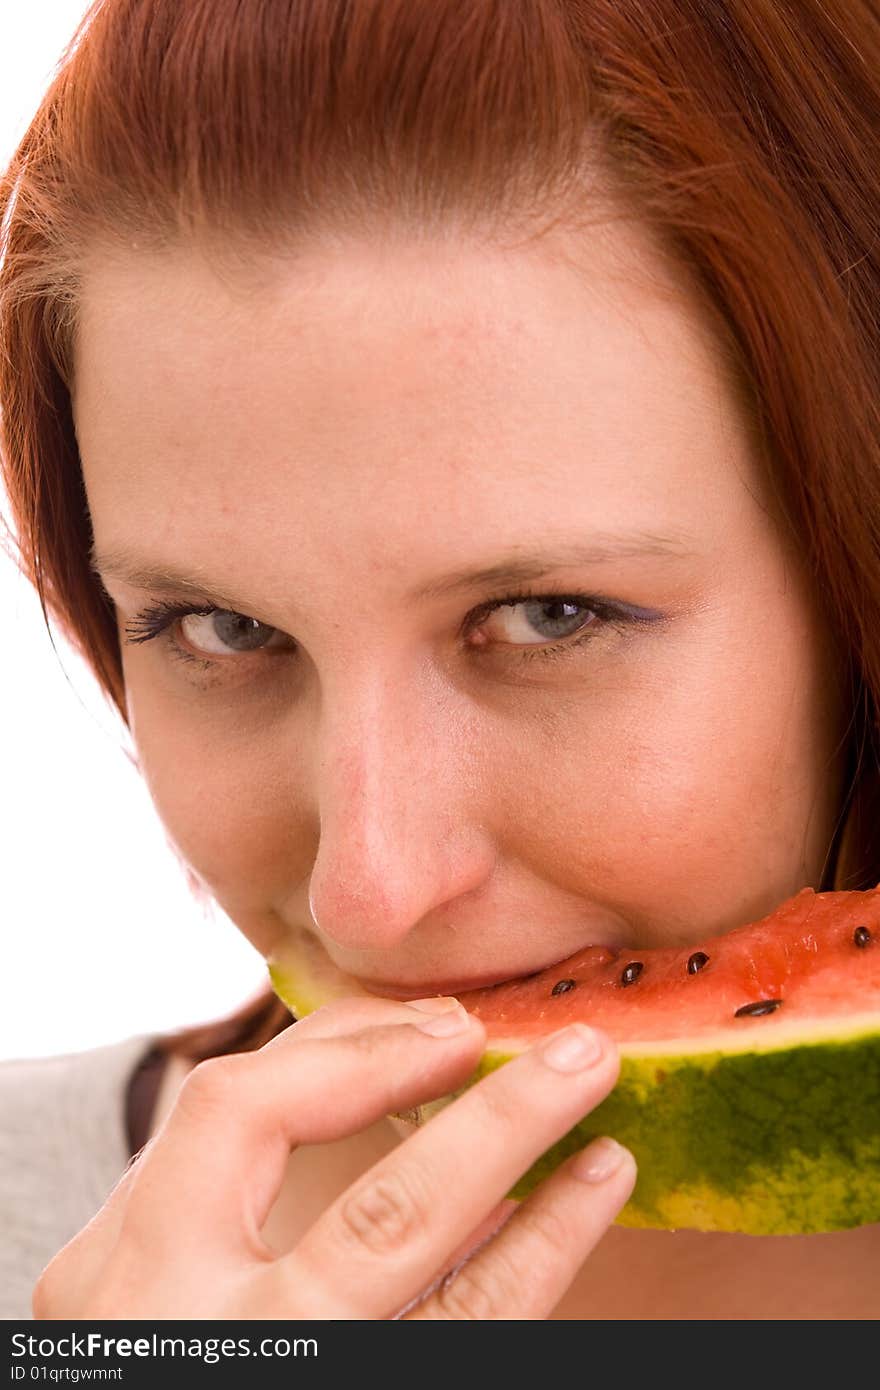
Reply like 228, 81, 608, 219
90, 531, 694, 613
409, 533, 693, 601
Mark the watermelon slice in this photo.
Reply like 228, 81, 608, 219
267, 886, 880, 1235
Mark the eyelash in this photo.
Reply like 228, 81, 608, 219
120, 587, 639, 678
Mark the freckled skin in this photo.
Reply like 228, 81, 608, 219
71, 218, 869, 1317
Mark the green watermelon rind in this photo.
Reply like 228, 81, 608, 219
417, 1034, 880, 1234
266, 958, 880, 1235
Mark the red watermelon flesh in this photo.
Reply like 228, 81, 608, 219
452, 886, 880, 1047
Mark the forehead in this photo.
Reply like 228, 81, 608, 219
72, 217, 723, 385
71, 226, 756, 571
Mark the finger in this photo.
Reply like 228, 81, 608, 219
118, 1008, 487, 1264
275, 996, 473, 1125
409, 1137, 637, 1319
265, 992, 468, 1045
389, 1197, 519, 1319
260, 1022, 621, 1318
49, 997, 466, 1293
34, 999, 471, 1316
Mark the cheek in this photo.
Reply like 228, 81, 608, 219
124, 681, 316, 934
488, 609, 840, 939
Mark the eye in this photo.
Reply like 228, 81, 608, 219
176, 608, 293, 657
473, 593, 600, 647
465, 586, 643, 667
122, 600, 295, 659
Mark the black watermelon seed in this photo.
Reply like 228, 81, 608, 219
620, 961, 644, 987
854, 925, 872, 948
551, 978, 576, 996
687, 951, 709, 975
734, 999, 783, 1018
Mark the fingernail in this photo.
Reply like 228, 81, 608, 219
407, 996, 462, 1014
541, 1023, 603, 1072
570, 1136, 629, 1183
414, 1006, 473, 1036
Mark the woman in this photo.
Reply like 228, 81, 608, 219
1, 0, 879, 1319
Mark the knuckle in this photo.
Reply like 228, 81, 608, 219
175, 1053, 255, 1118
277, 998, 366, 1037
344, 1023, 411, 1055
273, 996, 409, 1045
519, 1201, 570, 1262
312, 997, 392, 1025
338, 1166, 433, 1256
470, 1073, 521, 1134
434, 1254, 516, 1321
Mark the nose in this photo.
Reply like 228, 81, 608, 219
305, 669, 496, 952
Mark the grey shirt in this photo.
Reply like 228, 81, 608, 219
0, 1033, 156, 1320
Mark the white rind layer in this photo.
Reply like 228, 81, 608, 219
485, 1009, 880, 1057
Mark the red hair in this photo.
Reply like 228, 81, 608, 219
2, 0, 879, 1062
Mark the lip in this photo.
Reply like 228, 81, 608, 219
354, 970, 527, 1001
351, 947, 619, 1001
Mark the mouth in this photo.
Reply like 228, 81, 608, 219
353, 970, 530, 1001
268, 920, 628, 1022
351, 947, 622, 1002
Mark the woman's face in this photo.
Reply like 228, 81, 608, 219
73, 219, 850, 996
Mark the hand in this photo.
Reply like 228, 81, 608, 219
32, 996, 636, 1319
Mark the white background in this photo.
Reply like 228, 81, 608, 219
0, 2, 267, 1061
